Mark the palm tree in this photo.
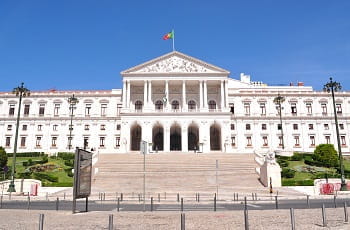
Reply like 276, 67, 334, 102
8, 83, 30, 192
273, 94, 285, 149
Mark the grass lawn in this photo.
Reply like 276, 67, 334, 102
6, 156, 73, 187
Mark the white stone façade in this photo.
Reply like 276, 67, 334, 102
0, 51, 350, 154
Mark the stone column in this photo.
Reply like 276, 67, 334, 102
224, 80, 229, 108
220, 80, 225, 110
143, 80, 147, 109
199, 81, 203, 109
203, 80, 208, 109
182, 80, 186, 111
126, 80, 131, 108
122, 80, 127, 108
148, 80, 152, 108
182, 123, 188, 152
164, 124, 170, 152
165, 80, 169, 110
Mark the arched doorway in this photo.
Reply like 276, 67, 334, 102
152, 124, 164, 151
210, 124, 221, 151
188, 124, 199, 151
170, 124, 182, 151
130, 124, 142, 151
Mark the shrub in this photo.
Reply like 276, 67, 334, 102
57, 152, 75, 160
291, 153, 303, 161
0, 146, 8, 168
281, 168, 296, 178
64, 160, 74, 167
7, 152, 44, 157
282, 179, 314, 186
33, 173, 58, 182
67, 170, 74, 177
277, 158, 289, 168
313, 144, 339, 168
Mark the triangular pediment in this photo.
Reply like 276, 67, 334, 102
121, 51, 230, 75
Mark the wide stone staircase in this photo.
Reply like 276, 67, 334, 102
91, 152, 302, 200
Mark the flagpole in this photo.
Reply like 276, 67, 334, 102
172, 29, 175, 51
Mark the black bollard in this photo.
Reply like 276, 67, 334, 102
344, 202, 348, 223
27, 196, 31, 210
56, 197, 59, 211
244, 196, 247, 210
244, 209, 249, 230
198, 193, 200, 203
181, 198, 184, 212
275, 196, 278, 209
177, 193, 180, 202
121, 193, 123, 202
307, 195, 310, 208
251, 193, 254, 201
181, 213, 185, 230
290, 208, 295, 230
333, 195, 337, 208
117, 198, 120, 212
214, 194, 217, 212
108, 214, 113, 230
322, 204, 327, 227
0, 195, 2, 209
151, 197, 153, 212
158, 193, 160, 203
39, 214, 44, 230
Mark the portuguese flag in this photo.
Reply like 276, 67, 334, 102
163, 31, 174, 40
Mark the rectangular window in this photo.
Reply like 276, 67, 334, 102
38, 125, 42, 131
36, 136, 42, 147
321, 103, 327, 115
84, 124, 90, 131
229, 103, 234, 114
100, 124, 106, 130
246, 136, 252, 146
278, 136, 283, 147
116, 104, 122, 116
85, 104, 91, 116
306, 103, 312, 114
7, 125, 12, 131
262, 124, 267, 130
24, 104, 30, 116
22, 125, 27, 131
325, 135, 331, 144
230, 124, 235, 130
53, 124, 58, 131
276, 105, 281, 115
101, 104, 107, 116
293, 124, 298, 130
231, 136, 236, 146
336, 104, 342, 114
260, 103, 266, 115
20, 136, 26, 147
6, 137, 11, 147
341, 136, 346, 146
9, 104, 15, 116
67, 137, 73, 149
308, 124, 314, 130
51, 136, 57, 147
324, 124, 329, 130
244, 103, 250, 115
39, 104, 45, 116
54, 104, 60, 116
84, 137, 89, 149
294, 136, 300, 146
116, 136, 120, 147
277, 124, 282, 130
262, 136, 268, 146
100, 136, 105, 147
246, 124, 251, 130
339, 124, 344, 130
310, 135, 315, 146
291, 103, 297, 115
116, 124, 121, 130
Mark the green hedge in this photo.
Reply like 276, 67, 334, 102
57, 152, 75, 160
42, 181, 73, 187
281, 168, 296, 178
282, 179, 314, 186
33, 173, 58, 182
7, 152, 45, 157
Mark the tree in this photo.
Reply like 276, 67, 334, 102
313, 144, 339, 168
273, 94, 285, 149
0, 146, 8, 168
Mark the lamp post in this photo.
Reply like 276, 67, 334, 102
7, 83, 30, 193
324, 77, 347, 191
274, 94, 285, 149
68, 94, 78, 151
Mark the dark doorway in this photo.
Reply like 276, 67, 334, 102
210, 124, 221, 151
152, 124, 164, 151
170, 124, 182, 151
130, 124, 142, 151
188, 124, 199, 151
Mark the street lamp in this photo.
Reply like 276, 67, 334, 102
323, 77, 347, 191
7, 83, 30, 193
273, 94, 285, 149
68, 94, 78, 151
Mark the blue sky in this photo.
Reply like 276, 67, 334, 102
0, 0, 349, 91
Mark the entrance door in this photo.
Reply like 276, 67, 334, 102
130, 124, 142, 151
152, 125, 164, 151
210, 124, 221, 151
170, 124, 182, 151
188, 125, 199, 151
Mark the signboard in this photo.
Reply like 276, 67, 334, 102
73, 148, 92, 199
140, 140, 148, 155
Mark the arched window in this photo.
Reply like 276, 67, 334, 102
155, 100, 163, 111
172, 100, 180, 110
135, 101, 143, 111
188, 100, 196, 111
208, 100, 216, 110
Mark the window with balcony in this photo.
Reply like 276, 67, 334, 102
310, 135, 315, 147
54, 104, 60, 116
336, 104, 342, 114
294, 136, 300, 147
321, 103, 327, 115
262, 136, 268, 146
246, 136, 252, 146
51, 136, 57, 147
116, 136, 120, 147
9, 104, 15, 116
39, 104, 45, 116
172, 100, 180, 111
37, 125, 42, 131
262, 124, 267, 130
278, 136, 283, 147
324, 124, 329, 130
244, 103, 250, 115
293, 124, 298, 130
5, 137, 11, 147
277, 124, 282, 130
230, 124, 235, 130
231, 136, 236, 146
260, 103, 266, 115
291, 103, 297, 115
229, 103, 234, 114
208, 100, 216, 110
339, 124, 344, 130
85, 104, 91, 116
84, 124, 90, 131
325, 135, 331, 144
341, 136, 346, 146
308, 124, 314, 130
188, 100, 196, 111
36, 136, 42, 147
306, 103, 312, 114
22, 125, 27, 131
155, 100, 163, 111
20, 136, 26, 147
116, 124, 121, 130
7, 125, 12, 131
135, 100, 143, 111
100, 124, 106, 130
53, 124, 58, 131
101, 104, 107, 116
246, 124, 251, 130
24, 104, 30, 116
100, 136, 105, 147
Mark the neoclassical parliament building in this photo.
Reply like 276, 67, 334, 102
1, 51, 350, 154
